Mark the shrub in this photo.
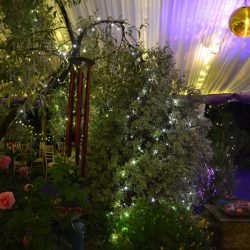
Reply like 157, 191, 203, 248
108, 200, 214, 250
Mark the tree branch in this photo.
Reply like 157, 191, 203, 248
0, 107, 19, 140
55, 0, 75, 44
45, 62, 73, 92
23, 26, 78, 40
0, 16, 142, 139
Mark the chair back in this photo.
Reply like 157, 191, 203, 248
38, 142, 46, 158
45, 151, 54, 166
44, 150, 54, 180
14, 142, 21, 152
44, 144, 54, 153
20, 143, 28, 150
38, 143, 53, 159
57, 142, 65, 153
32, 143, 54, 179
7, 142, 21, 152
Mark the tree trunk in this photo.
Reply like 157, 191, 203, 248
41, 111, 47, 142
0, 107, 18, 141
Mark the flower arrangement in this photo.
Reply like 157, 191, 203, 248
18, 166, 30, 178
0, 155, 11, 170
0, 191, 15, 210
0, 154, 88, 250
0, 156, 18, 211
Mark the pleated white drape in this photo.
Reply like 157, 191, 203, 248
65, 0, 250, 95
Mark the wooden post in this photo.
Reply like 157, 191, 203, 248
65, 70, 76, 156
66, 57, 95, 176
75, 68, 84, 165
81, 64, 93, 176
41, 110, 47, 142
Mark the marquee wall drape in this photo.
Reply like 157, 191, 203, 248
62, 0, 250, 97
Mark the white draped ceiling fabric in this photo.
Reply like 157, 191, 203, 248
65, 0, 250, 95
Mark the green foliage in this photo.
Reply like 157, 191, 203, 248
108, 200, 213, 250
47, 158, 88, 208
84, 41, 212, 209
0, 3, 214, 247
46, 89, 67, 142
206, 104, 244, 197
79, 33, 213, 248
59, 0, 82, 7
0, 155, 87, 250
83, 208, 112, 250
0, 106, 35, 143
0, 0, 65, 103
0, 174, 59, 249
0, 0, 54, 42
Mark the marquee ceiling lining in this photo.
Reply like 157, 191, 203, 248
65, 0, 250, 95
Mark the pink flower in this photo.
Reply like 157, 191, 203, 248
0, 156, 11, 170
23, 184, 33, 192
22, 235, 29, 247
18, 166, 30, 178
0, 191, 15, 210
